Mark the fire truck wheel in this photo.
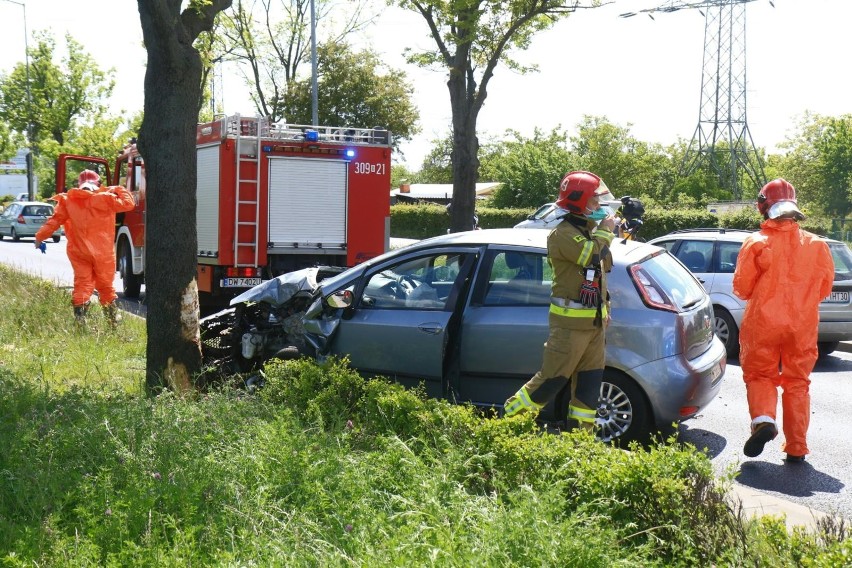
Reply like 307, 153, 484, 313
119, 240, 143, 299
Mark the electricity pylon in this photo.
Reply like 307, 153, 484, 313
621, 0, 768, 199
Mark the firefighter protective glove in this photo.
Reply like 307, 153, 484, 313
35, 241, 46, 254
579, 280, 600, 308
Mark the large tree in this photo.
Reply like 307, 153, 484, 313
0, 32, 114, 148
775, 113, 852, 220
396, 0, 600, 232
137, 0, 233, 393
0, 32, 117, 195
220, 0, 377, 122
481, 127, 575, 208
282, 41, 420, 146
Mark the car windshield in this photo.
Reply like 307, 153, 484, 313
829, 242, 852, 281
638, 252, 706, 310
530, 203, 557, 220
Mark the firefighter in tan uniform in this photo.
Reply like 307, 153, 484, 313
504, 171, 616, 431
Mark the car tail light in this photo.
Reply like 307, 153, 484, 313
225, 266, 259, 278
629, 264, 678, 313
16, 215, 25, 224
679, 406, 699, 417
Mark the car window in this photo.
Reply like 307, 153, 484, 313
530, 203, 556, 220
482, 250, 551, 306
716, 242, 741, 273
638, 252, 707, 310
22, 205, 53, 217
829, 242, 852, 282
674, 240, 713, 273
651, 239, 677, 253
360, 252, 467, 310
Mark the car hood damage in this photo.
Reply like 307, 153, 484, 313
200, 266, 344, 386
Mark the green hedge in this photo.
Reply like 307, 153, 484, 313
390, 202, 834, 242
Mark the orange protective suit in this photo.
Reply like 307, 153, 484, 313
732, 218, 834, 457
36, 186, 135, 307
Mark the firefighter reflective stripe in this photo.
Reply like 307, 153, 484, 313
549, 302, 608, 319
504, 386, 544, 417
568, 404, 597, 424
576, 238, 594, 267
591, 227, 615, 244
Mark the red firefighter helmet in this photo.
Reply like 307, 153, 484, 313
77, 169, 101, 191
555, 171, 610, 214
757, 178, 804, 220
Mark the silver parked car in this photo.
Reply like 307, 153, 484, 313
201, 229, 727, 444
648, 228, 852, 358
0, 201, 61, 242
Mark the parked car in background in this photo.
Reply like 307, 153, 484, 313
201, 229, 727, 444
647, 228, 852, 358
513, 202, 564, 230
15, 192, 29, 202
0, 201, 61, 242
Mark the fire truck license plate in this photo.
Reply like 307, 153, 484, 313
824, 291, 850, 304
221, 278, 263, 287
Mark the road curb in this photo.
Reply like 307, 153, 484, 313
728, 484, 832, 532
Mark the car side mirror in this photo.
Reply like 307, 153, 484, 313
326, 289, 353, 309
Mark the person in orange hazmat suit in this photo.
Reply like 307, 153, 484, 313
733, 178, 834, 463
35, 170, 135, 326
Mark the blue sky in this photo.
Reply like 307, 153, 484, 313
1, 0, 849, 168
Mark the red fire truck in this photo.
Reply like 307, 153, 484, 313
56, 114, 393, 308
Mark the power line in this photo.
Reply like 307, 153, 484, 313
621, 0, 769, 199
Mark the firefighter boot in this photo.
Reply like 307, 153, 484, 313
743, 421, 778, 458
73, 303, 89, 327
103, 302, 122, 328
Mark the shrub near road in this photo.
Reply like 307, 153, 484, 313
1, 266, 850, 565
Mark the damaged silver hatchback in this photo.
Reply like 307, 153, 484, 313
200, 229, 727, 444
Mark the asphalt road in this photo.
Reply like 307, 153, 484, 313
3, 235, 850, 520
0, 236, 147, 316
678, 351, 852, 521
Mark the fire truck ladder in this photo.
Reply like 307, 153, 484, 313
232, 115, 263, 269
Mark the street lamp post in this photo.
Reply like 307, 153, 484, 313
2, 0, 34, 200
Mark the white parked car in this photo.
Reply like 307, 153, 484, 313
648, 228, 852, 358
513, 202, 564, 230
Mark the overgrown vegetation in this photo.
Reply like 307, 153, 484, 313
1, 264, 850, 565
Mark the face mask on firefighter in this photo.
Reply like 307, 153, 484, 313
586, 207, 608, 221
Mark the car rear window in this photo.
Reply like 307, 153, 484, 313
23, 205, 53, 216
637, 252, 706, 310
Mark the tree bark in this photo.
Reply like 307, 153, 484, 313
447, 71, 480, 233
137, 0, 232, 393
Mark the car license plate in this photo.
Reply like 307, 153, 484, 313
221, 278, 263, 287
824, 291, 850, 304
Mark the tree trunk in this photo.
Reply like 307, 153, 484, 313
137, 0, 232, 393
447, 72, 480, 233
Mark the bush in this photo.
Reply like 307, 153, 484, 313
2, 270, 848, 565
389, 202, 836, 243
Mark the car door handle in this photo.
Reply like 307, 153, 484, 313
418, 323, 444, 335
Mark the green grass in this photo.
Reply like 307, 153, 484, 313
1, 265, 850, 566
